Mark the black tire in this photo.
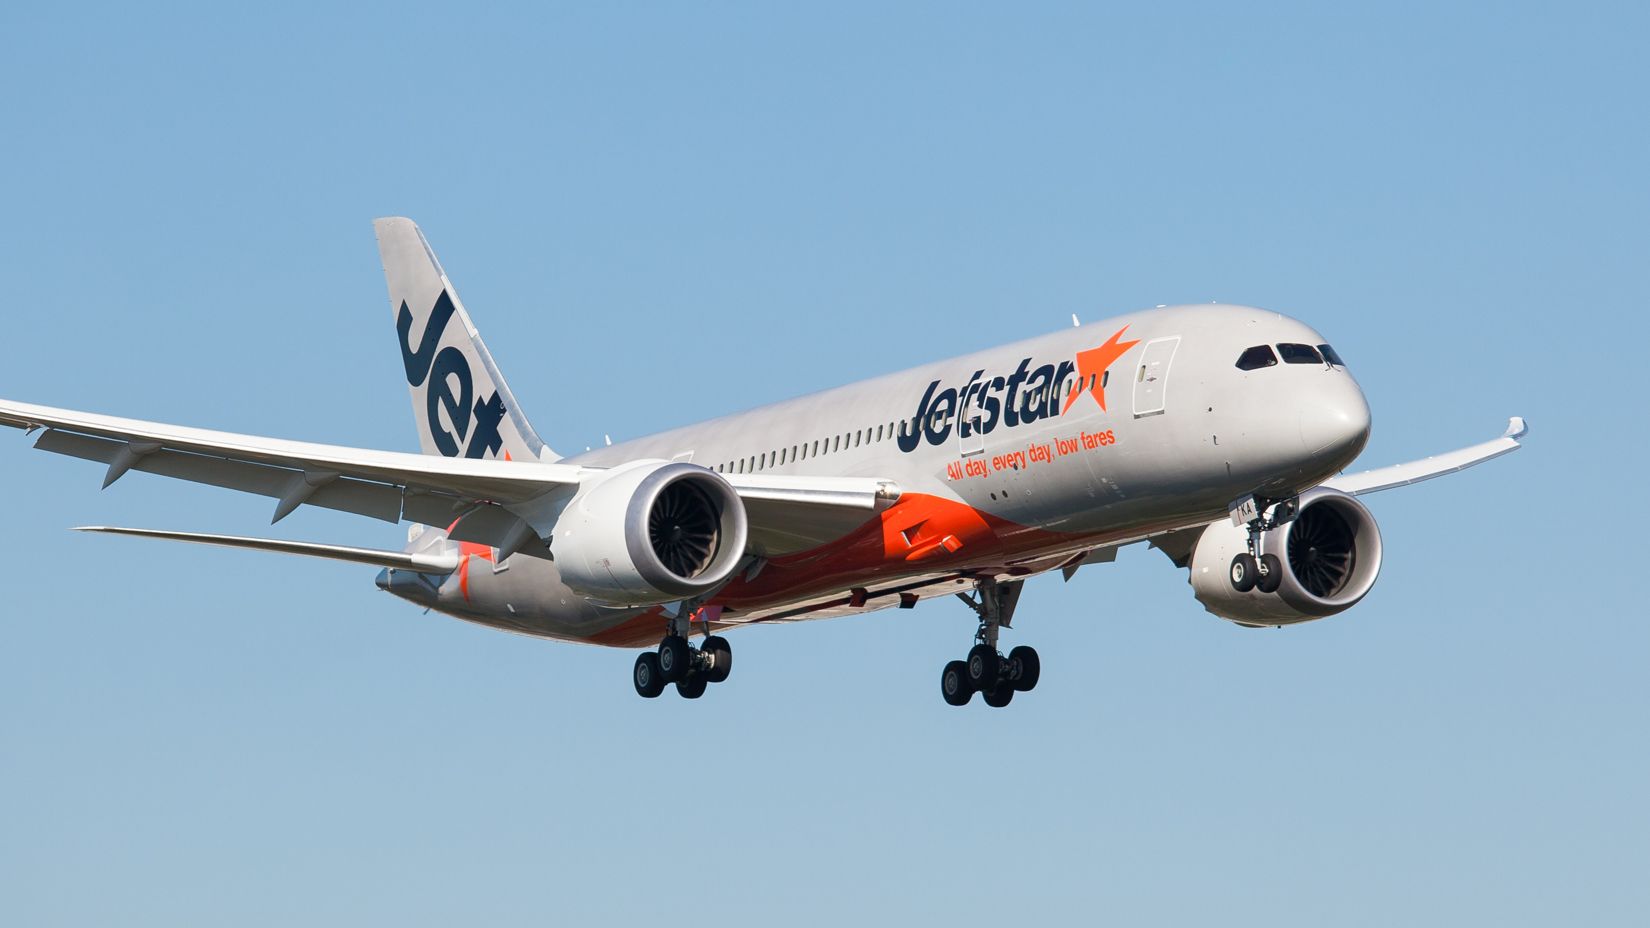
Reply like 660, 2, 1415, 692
1230, 553, 1259, 592
676, 674, 708, 699
633, 652, 666, 699
1008, 645, 1040, 692
982, 682, 1015, 708
966, 643, 1000, 691
941, 660, 973, 706
702, 635, 732, 684
1257, 553, 1284, 593
657, 635, 691, 683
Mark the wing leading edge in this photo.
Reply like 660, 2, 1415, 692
1323, 417, 1527, 496
74, 526, 463, 573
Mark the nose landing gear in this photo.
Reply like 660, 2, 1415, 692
1229, 496, 1295, 594
941, 579, 1038, 708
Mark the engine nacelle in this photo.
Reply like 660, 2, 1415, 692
1189, 487, 1383, 626
552, 460, 749, 606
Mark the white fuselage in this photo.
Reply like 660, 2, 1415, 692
388, 303, 1371, 646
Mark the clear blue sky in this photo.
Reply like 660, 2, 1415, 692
2, 2, 1644, 924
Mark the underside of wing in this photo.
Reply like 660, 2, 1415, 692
1323, 417, 1527, 496
723, 472, 901, 554
1, 398, 904, 560
74, 525, 462, 573
0, 399, 591, 546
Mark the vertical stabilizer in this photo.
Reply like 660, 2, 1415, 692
373, 217, 555, 462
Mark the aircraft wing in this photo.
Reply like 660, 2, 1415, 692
73, 525, 464, 573
1322, 417, 1527, 496
0, 399, 897, 555
0, 399, 594, 529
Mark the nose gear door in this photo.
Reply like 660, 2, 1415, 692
1132, 336, 1180, 418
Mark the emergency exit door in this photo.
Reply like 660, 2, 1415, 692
1132, 336, 1180, 418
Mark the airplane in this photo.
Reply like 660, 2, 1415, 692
0, 218, 1526, 707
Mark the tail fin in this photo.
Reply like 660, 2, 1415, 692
373, 217, 556, 462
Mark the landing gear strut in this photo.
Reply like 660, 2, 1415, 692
1229, 496, 1296, 595
633, 607, 733, 699
941, 579, 1038, 708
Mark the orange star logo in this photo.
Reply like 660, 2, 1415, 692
1062, 325, 1139, 415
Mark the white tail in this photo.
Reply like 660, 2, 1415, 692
373, 217, 555, 462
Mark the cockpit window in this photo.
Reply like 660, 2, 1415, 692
1318, 344, 1346, 367
1278, 343, 1324, 365
1235, 345, 1278, 371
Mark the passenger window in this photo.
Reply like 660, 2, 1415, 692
1318, 344, 1346, 367
1235, 345, 1278, 370
1278, 343, 1324, 365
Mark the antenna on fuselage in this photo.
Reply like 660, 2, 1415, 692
1071, 313, 1081, 327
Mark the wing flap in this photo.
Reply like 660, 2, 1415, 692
35, 430, 406, 523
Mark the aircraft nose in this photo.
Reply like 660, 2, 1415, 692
1298, 377, 1371, 466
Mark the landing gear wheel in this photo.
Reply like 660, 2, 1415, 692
982, 682, 1015, 708
1257, 554, 1284, 593
657, 635, 691, 682
1230, 553, 1259, 592
1008, 645, 1040, 692
633, 652, 666, 699
941, 660, 973, 706
676, 675, 708, 699
701, 635, 732, 684
966, 643, 1000, 691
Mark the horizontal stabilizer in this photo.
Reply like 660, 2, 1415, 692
74, 526, 461, 574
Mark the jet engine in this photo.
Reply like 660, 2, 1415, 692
1188, 487, 1382, 626
551, 461, 749, 606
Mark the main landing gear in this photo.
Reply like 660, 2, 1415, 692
941, 578, 1039, 708
633, 609, 732, 699
1228, 496, 1296, 595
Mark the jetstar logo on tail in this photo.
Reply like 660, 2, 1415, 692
398, 291, 507, 459
896, 326, 1139, 453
